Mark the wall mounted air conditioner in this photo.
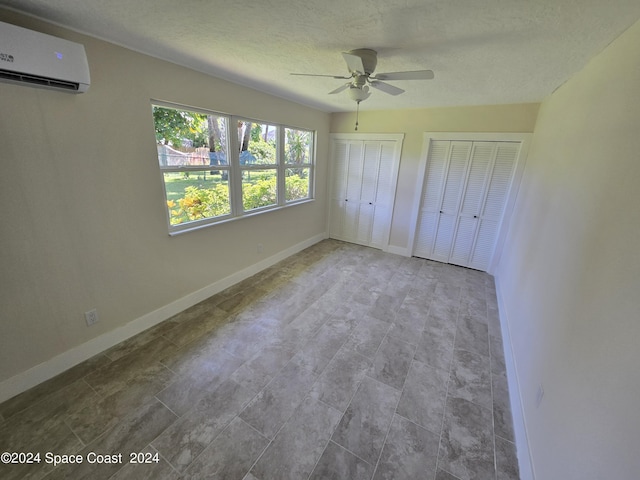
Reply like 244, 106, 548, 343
0, 21, 90, 93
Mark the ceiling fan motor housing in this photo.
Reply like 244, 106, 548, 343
353, 75, 367, 88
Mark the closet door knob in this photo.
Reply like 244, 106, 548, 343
473, 215, 478, 218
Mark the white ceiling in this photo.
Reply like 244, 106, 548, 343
2, 0, 640, 112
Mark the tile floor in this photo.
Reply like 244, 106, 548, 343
0, 239, 519, 480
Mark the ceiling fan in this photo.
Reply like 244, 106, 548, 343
291, 48, 434, 104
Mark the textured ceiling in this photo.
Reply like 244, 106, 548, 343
2, 0, 640, 112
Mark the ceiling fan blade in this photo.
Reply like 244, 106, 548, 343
329, 83, 351, 95
290, 73, 351, 79
372, 70, 435, 81
369, 81, 405, 96
342, 52, 365, 74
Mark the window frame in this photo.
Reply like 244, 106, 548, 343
151, 101, 316, 235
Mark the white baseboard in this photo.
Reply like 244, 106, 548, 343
0, 233, 326, 404
494, 274, 535, 480
385, 244, 411, 257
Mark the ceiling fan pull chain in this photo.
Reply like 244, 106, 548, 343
355, 100, 360, 131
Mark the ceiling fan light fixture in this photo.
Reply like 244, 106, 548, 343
348, 85, 370, 103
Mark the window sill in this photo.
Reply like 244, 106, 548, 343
168, 198, 315, 236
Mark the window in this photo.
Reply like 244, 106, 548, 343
284, 128, 313, 203
238, 121, 278, 211
152, 103, 315, 233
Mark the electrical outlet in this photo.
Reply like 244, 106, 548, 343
257, 243, 264, 254
535, 384, 545, 408
85, 308, 99, 326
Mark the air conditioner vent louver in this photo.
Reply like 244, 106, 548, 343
0, 69, 80, 91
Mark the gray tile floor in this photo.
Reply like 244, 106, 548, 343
0, 239, 519, 480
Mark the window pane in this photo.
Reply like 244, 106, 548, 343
153, 105, 229, 168
164, 172, 230, 225
238, 121, 277, 165
285, 128, 312, 165
242, 169, 277, 210
285, 168, 311, 202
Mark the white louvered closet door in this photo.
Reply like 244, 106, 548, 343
329, 136, 402, 250
413, 138, 521, 271
449, 142, 495, 266
343, 143, 364, 242
413, 141, 450, 259
329, 141, 349, 237
467, 142, 519, 270
369, 141, 397, 248
432, 142, 473, 262
355, 142, 380, 245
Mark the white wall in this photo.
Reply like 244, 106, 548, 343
496, 18, 640, 480
331, 104, 540, 254
0, 11, 330, 398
